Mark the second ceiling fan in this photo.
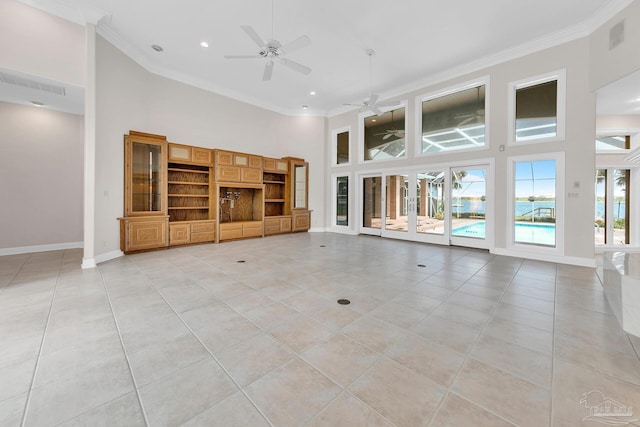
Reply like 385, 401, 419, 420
345, 49, 401, 116
224, 0, 312, 81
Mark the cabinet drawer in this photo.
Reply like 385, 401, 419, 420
168, 144, 191, 162
264, 218, 281, 234
220, 223, 243, 240
191, 222, 216, 233
217, 166, 241, 182
248, 155, 262, 168
192, 147, 212, 165
243, 222, 263, 237
241, 167, 262, 183
263, 158, 276, 171
275, 160, 288, 172
191, 232, 215, 243
169, 223, 190, 245
233, 154, 248, 166
216, 150, 233, 166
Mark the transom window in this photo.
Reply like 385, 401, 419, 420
509, 70, 566, 144
363, 107, 406, 161
418, 81, 488, 154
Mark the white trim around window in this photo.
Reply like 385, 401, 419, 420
330, 172, 355, 234
359, 100, 408, 164
507, 69, 566, 146
415, 76, 490, 157
331, 126, 351, 167
505, 152, 565, 258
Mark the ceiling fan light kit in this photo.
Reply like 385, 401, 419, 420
224, 1, 312, 81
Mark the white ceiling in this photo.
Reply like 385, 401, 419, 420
7, 0, 640, 117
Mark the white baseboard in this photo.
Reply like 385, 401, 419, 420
81, 258, 96, 269
95, 250, 124, 265
327, 227, 358, 235
309, 227, 329, 233
491, 248, 596, 267
0, 241, 83, 256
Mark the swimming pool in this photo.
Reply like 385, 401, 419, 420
452, 221, 556, 246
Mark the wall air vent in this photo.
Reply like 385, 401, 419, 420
0, 72, 66, 96
609, 20, 625, 50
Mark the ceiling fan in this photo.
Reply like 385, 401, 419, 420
224, 0, 311, 81
374, 109, 405, 140
454, 86, 485, 126
345, 49, 401, 116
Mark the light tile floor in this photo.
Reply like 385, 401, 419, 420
1, 233, 640, 426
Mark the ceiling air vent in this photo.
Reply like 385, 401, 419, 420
0, 72, 66, 96
609, 20, 625, 50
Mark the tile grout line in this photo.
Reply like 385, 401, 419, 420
423, 255, 520, 425
425, 256, 529, 426
139, 258, 276, 427
162, 246, 395, 426
98, 266, 151, 427
0, 254, 29, 298
19, 253, 63, 427
549, 265, 559, 427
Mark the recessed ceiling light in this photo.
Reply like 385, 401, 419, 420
151, 44, 163, 52
371, 119, 377, 122
200, 41, 209, 48
301, 105, 309, 110
309, 91, 316, 95
31, 101, 44, 107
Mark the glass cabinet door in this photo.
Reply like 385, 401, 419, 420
125, 135, 166, 216
292, 161, 308, 209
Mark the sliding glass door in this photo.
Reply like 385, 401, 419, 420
449, 166, 489, 248
361, 175, 383, 235
359, 164, 491, 249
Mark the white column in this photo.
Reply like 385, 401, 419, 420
81, 23, 97, 269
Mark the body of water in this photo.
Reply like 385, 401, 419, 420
453, 221, 556, 246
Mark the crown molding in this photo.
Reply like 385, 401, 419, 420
16, 0, 109, 25
97, 24, 322, 117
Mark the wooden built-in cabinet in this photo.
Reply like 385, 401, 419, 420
216, 182, 264, 241
168, 143, 212, 166
169, 220, 216, 245
120, 131, 308, 253
119, 131, 169, 253
287, 157, 311, 232
215, 150, 262, 184
263, 157, 292, 235
167, 160, 216, 246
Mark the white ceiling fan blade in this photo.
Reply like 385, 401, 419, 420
371, 106, 384, 116
224, 55, 262, 59
343, 103, 365, 107
366, 93, 379, 106
278, 58, 311, 75
383, 134, 392, 140
377, 101, 402, 108
241, 25, 265, 48
280, 35, 311, 54
263, 60, 274, 81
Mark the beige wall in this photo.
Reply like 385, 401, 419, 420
0, 0, 85, 85
328, 37, 596, 262
0, 101, 84, 249
94, 36, 327, 257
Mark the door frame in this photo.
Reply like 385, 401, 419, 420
356, 158, 494, 250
